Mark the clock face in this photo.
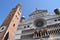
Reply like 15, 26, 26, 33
0, 26, 7, 33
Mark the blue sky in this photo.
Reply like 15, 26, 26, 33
0, 0, 60, 25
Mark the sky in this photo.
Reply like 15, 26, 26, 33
0, 0, 60, 25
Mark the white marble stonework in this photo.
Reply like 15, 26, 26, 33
14, 9, 60, 40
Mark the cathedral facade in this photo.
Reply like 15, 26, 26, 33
14, 8, 60, 40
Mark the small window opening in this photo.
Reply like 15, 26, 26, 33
58, 19, 60, 21
54, 20, 57, 21
13, 24, 15, 27
24, 26, 26, 28
16, 15, 19, 20
27, 25, 29, 28
18, 12, 20, 15
16, 15, 17, 17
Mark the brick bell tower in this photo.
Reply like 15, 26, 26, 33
0, 4, 21, 40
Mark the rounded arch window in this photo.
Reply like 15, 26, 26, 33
13, 24, 15, 27
24, 26, 26, 28
4, 32, 9, 40
27, 25, 29, 28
